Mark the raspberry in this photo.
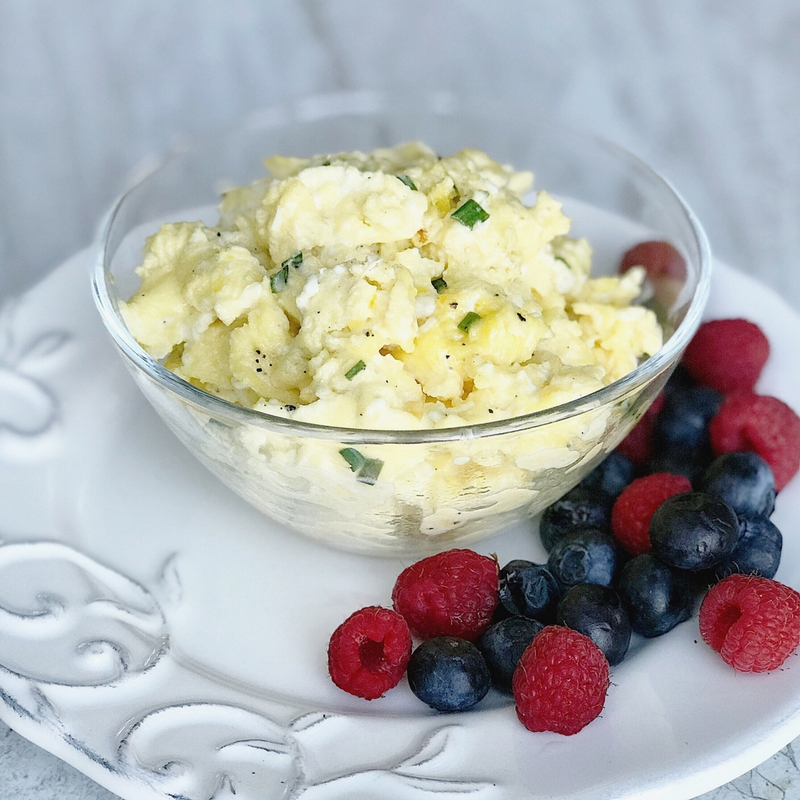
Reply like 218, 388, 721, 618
611, 473, 692, 555
328, 606, 412, 699
512, 626, 610, 735
683, 319, 770, 394
699, 575, 800, 672
620, 240, 687, 281
392, 549, 499, 641
616, 392, 666, 465
709, 393, 800, 491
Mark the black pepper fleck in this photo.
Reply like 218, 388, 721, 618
450, 302, 458, 308
517, 313, 526, 322
256, 368, 262, 373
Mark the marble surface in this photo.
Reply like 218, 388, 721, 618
1, 2, 799, 798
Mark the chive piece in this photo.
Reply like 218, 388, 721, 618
339, 448, 383, 485
282, 252, 303, 270
340, 447, 366, 473
457, 311, 481, 332
270, 263, 290, 293
554, 255, 572, 270
397, 174, 417, 191
431, 276, 447, 294
345, 360, 366, 380
357, 458, 384, 485
451, 199, 489, 228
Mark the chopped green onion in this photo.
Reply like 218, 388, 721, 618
397, 174, 417, 191
270, 263, 290, 293
554, 256, 572, 270
451, 199, 489, 229
282, 252, 303, 270
457, 311, 481, 332
345, 360, 366, 380
339, 448, 383, 485
431, 276, 448, 294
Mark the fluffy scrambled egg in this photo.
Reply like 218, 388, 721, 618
121, 142, 661, 431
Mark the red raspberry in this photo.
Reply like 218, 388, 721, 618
616, 392, 666, 465
620, 240, 687, 281
611, 473, 692, 555
328, 606, 412, 699
683, 319, 770, 394
512, 626, 610, 735
699, 575, 800, 672
392, 549, 499, 642
709, 393, 800, 491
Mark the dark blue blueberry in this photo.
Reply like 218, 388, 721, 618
651, 386, 723, 480
578, 452, 636, 501
407, 637, 491, 712
547, 528, 619, 589
539, 486, 611, 552
650, 491, 739, 571
556, 584, 631, 665
698, 452, 776, 518
713, 514, 783, 580
663, 363, 696, 400
499, 560, 561, 622
478, 617, 543, 692
617, 554, 695, 637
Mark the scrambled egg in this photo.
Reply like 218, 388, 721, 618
121, 143, 661, 431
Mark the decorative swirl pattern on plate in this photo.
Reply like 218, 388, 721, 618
0, 541, 167, 685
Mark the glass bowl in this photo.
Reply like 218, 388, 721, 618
92, 91, 711, 556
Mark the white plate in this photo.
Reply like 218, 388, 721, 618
1, 249, 799, 800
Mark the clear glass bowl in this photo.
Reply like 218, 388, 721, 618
92, 91, 711, 556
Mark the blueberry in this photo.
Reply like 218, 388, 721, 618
617, 554, 695, 637
578, 452, 636, 501
407, 637, 491, 712
539, 486, 611, 552
698, 452, 776, 518
713, 514, 783, 580
547, 528, 619, 588
663, 363, 695, 400
650, 491, 739, 571
478, 617, 543, 692
499, 560, 561, 622
556, 584, 631, 665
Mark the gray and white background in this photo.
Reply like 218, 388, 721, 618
1, 2, 799, 798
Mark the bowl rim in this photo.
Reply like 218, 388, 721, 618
92, 90, 712, 445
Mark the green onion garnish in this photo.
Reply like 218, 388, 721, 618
283, 252, 303, 270
339, 448, 383, 485
345, 360, 366, 380
431, 276, 447, 294
270, 263, 290, 293
554, 256, 572, 270
451, 199, 489, 229
457, 311, 481, 332
397, 174, 417, 191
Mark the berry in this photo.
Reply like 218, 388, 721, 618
698, 452, 776, 518
616, 392, 665, 465
577, 451, 636, 501
498, 560, 561, 622
327, 606, 412, 700
611, 473, 692, 555
556, 584, 631, 666
709, 393, 800, 492
650, 492, 740, 571
547, 528, 619, 589
407, 636, 491, 711
699, 575, 800, 672
713, 515, 783, 581
617, 554, 695, 637
683, 318, 770, 395
392, 549, 498, 642
512, 626, 610, 735
620, 240, 687, 281
478, 617, 544, 692
539, 486, 611, 553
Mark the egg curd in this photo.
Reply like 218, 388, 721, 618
121, 143, 661, 431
